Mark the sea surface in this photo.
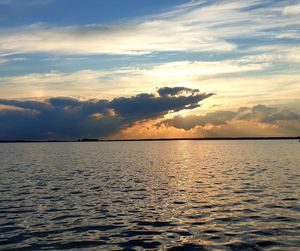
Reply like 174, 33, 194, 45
0, 140, 299, 250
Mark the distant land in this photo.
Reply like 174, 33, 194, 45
0, 137, 299, 143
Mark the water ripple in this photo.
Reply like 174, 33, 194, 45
0, 140, 299, 250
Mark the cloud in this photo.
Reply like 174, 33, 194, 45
160, 111, 237, 130
0, 57, 272, 99
160, 105, 300, 130
260, 111, 300, 124
0, 87, 213, 140
157, 87, 200, 97
0, 20, 233, 56
110, 89, 213, 121
3, 0, 299, 56
143, 60, 268, 78
283, 4, 300, 16
113, 104, 300, 139
1, 60, 299, 111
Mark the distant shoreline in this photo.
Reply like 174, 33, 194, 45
0, 137, 299, 143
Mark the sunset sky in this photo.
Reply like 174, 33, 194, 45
0, 0, 300, 139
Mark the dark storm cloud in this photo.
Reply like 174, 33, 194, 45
0, 87, 213, 140
110, 90, 213, 121
160, 105, 300, 130
157, 87, 200, 97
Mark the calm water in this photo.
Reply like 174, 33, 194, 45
0, 140, 299, 250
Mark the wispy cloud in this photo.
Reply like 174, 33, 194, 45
0, 56, 272, 99
0, 21, 233, 55
1, 0, 299, 56
141, 59, 269, 78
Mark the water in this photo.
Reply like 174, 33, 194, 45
0, 140, 299, 250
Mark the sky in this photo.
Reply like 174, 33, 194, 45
0, 0, 300, 140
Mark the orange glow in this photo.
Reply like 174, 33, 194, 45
109, 118, 298, 140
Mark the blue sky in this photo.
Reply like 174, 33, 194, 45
0, 0, 186, 27
0, 0, 299, 139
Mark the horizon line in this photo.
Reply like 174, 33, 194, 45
0, 136, 299, 143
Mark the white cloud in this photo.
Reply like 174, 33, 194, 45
0, 57, 269, 95
1, 0, 299, 56
0, 21, 233, 55
144, 59, 268, 78
240, 45, 300, 64
283, 4, 300, 15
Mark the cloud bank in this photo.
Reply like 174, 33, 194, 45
0, 87, 213, 140
156, 104, 300, 137
160, 105, 300, 130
